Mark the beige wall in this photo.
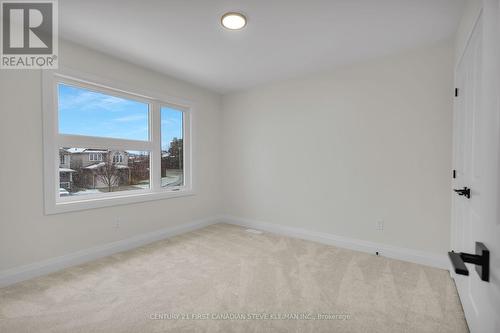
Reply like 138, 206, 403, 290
221, 41, 455, 255
0, 40, 222, 271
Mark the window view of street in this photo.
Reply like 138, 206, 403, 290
57, 84, 186, 198
59, 148, 150, 197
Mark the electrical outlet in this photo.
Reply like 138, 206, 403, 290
376, 220, 384, 231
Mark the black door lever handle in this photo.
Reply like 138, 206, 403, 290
454, 187, 470, 198
448, 242, 489, 282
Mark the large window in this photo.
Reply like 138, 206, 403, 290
43, 71, 192, 214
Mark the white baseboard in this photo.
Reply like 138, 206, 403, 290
0, 216, 220, 288
0, 215, 449, 288
222, 215, 448, 270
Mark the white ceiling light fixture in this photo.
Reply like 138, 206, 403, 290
221, 12, 247, 30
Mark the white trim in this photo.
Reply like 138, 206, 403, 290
455, 6, 483, 71
52, 66, 196, 108
0, 216, 220, 288
42, 67, 194, 214
51, 190, 196, 214
151, 102, 162, 192
0, 215, 449, 288
58, 135, 152, 151
222, 215, 449, 269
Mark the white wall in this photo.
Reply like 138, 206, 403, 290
222, 41, 455, 255
0, 40, 222, 271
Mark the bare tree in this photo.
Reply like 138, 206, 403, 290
96, 153, 120, 192
162, 138, 183, 170
129, 153, 149, 185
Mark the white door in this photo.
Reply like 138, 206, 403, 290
451, 1, 500, 332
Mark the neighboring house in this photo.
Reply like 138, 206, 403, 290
59, 149, 75, 191
59, 148, 130, 191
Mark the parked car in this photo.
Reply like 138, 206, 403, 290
59, 188, 70, 197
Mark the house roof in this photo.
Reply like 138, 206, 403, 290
86, 150, 108, 153
65, 148, 108, 154
84, 163, 129, 170
65, 148, 86, 153
84, 162, 105, 170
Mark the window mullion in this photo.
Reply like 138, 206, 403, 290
150, 102, 162, 191
56, 135, 154, 152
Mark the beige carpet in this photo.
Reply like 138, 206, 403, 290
0, 223, 468, 333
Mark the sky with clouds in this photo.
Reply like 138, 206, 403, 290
58, 84, 182, 150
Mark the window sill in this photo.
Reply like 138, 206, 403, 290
46, 190, 195, 215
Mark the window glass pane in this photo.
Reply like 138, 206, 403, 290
59, 148, 150, 197
58, 84, 149, 141
161, 107, 184, 187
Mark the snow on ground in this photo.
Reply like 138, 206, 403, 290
69, 189, 102, 196
63, 171, 182, 197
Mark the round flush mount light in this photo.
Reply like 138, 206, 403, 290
221, 12, 247, 30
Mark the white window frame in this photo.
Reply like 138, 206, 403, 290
43, 68, 193, 214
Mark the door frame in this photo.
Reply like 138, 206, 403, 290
450, 1, 500, 332
451, 3, 483, 260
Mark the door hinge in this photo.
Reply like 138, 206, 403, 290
455, 88, 459, 97
453, 169, 456, 178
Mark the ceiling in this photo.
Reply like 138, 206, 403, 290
60, 0, 465, 94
